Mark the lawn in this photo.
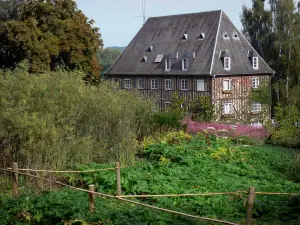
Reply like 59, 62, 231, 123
1, 132, 299, 225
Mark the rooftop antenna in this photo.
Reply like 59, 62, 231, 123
142, 0, 146, 24
134, 0, 148, 25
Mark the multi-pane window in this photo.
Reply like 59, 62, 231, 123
252, 77, 259, 89
251, 102, 262, 112
182, 58, 188, 71
112, 78, 118, 82
181, 79, 188, 91
165, 59, 171, 71
253, 57, 259, 69
251, 121, 263, 127
197, 79, 205, 91
138, 78, 145, 89
165, 102, 171, 108
222, 103, 233, 114
165, 79, 171, 90
151, 79, 158, 89
224, 57, 231, 70
223, 79, 232, 91
124, 79, 131, 89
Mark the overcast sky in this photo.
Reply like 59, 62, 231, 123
76, 0, 253, 48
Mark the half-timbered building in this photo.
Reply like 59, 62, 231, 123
105, 10, 274, 124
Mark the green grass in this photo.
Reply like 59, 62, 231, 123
1, 133, 300, 225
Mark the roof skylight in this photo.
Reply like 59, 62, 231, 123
223, 32, 229, 40
198, 33, 205, 40
182, 33, 188, 40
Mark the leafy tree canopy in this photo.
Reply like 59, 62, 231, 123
96, 48, 121, 73
0, 0, 103, 77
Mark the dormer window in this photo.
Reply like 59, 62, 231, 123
165, 59, 171, 71
248, 51, 259, 69
198, 33, 205, 40
224, 57, 231, 70
253, 57, 259, 69
182, 58, 188, 71
223, 32, 229, 40
182, 33, 188, 40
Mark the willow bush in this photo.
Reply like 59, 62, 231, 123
0, 67, 154, 170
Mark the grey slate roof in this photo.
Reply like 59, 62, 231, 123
106, 10, 274, 76
210, 12, 274, 75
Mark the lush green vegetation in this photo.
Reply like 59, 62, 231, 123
1, 133, 299, 224
0, 66, 154, 170
242, 0, 300, 148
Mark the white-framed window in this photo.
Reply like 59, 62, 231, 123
223, 79, 232, 91
251, 102, 262, 112
112, 78, 118, 82
251, 121, 263, 127
138, 78, 145, 89
252, 77, 259, 89
224, 57, 231, 70
222, 103, 233, 115
165, 79, 171, 90
124, 79, 131, 89
151, 79, 158, 89
253, 57, 259, 69
165, 59, 171, 71
182, 58, 188, 71
181, 79, 188, 91
165, 102, 171, 108
197, 79, 205, 91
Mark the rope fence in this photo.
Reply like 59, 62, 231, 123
2, 162, 300, 225
7, 168, 238, 225
117, 191, 248, 198
6, 167, 116, 173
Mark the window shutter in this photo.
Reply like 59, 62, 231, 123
197, 79, 205, 91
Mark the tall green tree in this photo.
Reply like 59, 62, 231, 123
0, 0, 103, 77
269, 0, 300, 102
96, 48, 121, 73
242, 0, 300, 105
241, 0, 273, 61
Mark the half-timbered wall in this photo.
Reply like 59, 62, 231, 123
109, 74, 271, 124
109, 75, 211, 108
212, 75, 270, 124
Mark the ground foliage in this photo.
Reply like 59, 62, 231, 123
1, 133, 299, 224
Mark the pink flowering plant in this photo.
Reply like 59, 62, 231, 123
184, 119, 269, 140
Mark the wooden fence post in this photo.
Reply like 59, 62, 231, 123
12, 162, 18, 197
89, 184, 95, 213
115, 162, 121, 196
246, 186, 255, 225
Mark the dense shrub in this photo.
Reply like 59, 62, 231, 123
153, 94, 186, 131
189, 96, 215, 122
0, 67, 154, 170
266, 105, 300, 148
288, 152, 300, 182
